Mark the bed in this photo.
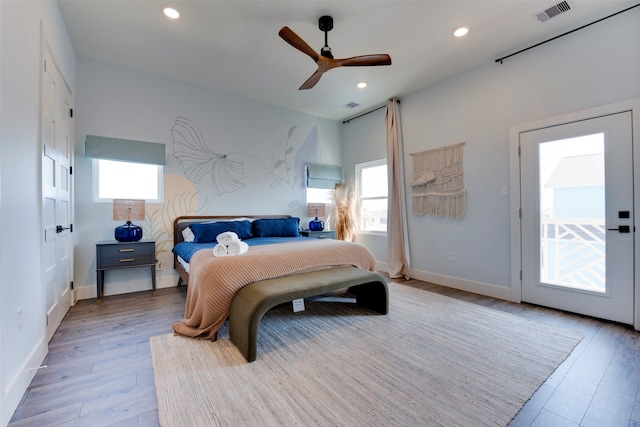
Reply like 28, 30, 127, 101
171, 215, 379, 339
173, 215, 308, 287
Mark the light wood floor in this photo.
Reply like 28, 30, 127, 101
9, 277, 640, 426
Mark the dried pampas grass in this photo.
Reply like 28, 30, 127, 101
333, 181, 357, 241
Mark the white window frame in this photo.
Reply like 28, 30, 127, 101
92, 159, 164, 203
356, 159, 388, 235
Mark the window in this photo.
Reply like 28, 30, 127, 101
93, 159, 163, 202
356, 159, 387, 232
306, 188, 334, 205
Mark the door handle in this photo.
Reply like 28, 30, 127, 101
607, 225, 630, 233
56, 225, 70, 233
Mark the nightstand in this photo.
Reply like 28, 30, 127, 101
96, 240, 156, 304
300, 230, 335, 239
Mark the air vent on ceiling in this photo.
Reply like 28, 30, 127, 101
533, 1, 573, 23
344, 102, 360, 109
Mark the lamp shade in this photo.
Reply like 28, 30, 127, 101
113, 199, 145, 221
307, 203, 326, 217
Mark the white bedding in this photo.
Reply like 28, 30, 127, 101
177, 255, 190, 273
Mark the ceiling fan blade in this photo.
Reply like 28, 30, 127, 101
278, 26, 320, 62
299, 69, 325, 90
336, 54, 392, 67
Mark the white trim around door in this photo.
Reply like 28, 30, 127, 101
509, 98, 640, 330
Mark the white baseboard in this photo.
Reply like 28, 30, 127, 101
2, 337, 47, 426
378, 264, 513, 301
411, 269, 512, 300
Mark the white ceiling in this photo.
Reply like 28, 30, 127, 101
58, 0, 637, 121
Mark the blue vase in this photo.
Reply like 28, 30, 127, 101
309, 217, 324, 231
115, 221, 143, 242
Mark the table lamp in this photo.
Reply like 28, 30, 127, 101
307, 203, 326, 231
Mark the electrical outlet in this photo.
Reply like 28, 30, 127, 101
17, 308, 23, 330
501, 186, 508, 197
448, 252, 455, 262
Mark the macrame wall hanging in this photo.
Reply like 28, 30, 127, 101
410, 141, 466, 219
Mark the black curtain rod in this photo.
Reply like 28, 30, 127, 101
342, 99, 400, 124
495, 3, 640, 64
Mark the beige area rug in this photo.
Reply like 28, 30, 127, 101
151, 282, 583, 427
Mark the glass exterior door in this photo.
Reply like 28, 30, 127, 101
520, 112, 634, 324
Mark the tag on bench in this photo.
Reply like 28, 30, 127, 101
292, 298, 305, 312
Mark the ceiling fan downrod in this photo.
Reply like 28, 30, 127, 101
319, 15, 333, 59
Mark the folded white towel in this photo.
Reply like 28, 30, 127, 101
213, 243, 228, 257
227, 240, 249, 256
216, 231, 239, 246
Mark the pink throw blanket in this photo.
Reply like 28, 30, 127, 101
173, 239, 378, 339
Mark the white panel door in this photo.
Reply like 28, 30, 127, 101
41, 45, 74, 343
520, 112, 633, 324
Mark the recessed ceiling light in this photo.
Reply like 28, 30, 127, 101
356, 82, 367, 89
453, 26, 469, 37
163, 7, 180, 19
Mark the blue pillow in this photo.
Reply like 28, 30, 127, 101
252, 217, 300, 237
190, 220, 253, 243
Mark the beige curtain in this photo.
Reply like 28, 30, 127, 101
385, 98, 410, 279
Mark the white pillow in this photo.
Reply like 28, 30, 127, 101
181, 226, 195, 242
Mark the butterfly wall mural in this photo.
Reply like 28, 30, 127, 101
171, 117, 318, 205
172, 117, 246, 195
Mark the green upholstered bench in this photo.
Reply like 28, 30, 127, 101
229, 266, 388, 362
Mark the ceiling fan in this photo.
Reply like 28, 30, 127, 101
279, 15, 392, 90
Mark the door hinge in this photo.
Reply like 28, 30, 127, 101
518, 146, 521, 157
69, 108, 73, 118
70, 224, 73, 233
519, 208, 522, 219
520, 270, 522, 280
70, 166, 73, 175
44, 59, 47, 72
70, 281, 74, 290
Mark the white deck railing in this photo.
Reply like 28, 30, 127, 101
540, 218, 606, 292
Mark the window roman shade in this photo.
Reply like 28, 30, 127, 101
306, 163, 344, 189
85, 135, 166, 165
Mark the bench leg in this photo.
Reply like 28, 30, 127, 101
229, 303, 265, 363
351, 281, 389, 315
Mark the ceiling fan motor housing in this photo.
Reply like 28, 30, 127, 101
318, 15, 333, 32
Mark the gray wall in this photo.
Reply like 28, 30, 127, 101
73, 58, 342, 299
341, 7, 640, 299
